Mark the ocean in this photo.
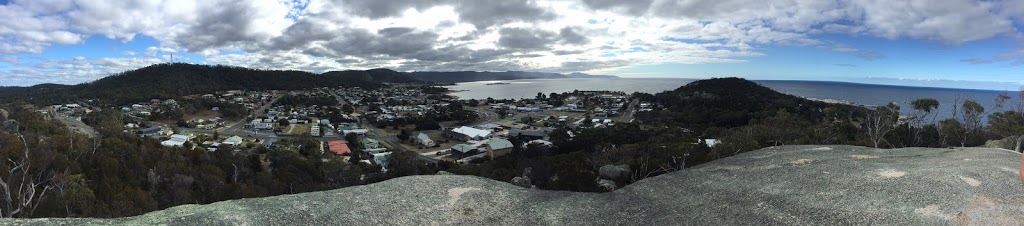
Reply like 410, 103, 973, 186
444, 78, 1018, 120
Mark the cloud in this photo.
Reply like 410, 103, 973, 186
835, 63, 857, 67
0, 0, 1023, 85
455, 0, 555, 30
498, 28, 559, 50
829, 44, 884, 60
960, 58, 994, 64
581, 0, 654, 16
855, 50, 884, 60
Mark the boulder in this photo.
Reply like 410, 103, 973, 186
597, 179, 617, 191
6, 145, 1023, 225
511, 176, 532, 188
598, 164, 632, 181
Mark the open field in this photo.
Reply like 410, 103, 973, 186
284, 124, 312, 135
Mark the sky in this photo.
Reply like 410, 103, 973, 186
0, 0, 1023, 90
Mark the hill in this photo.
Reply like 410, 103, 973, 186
639, 77, 868, 131
321, 68, 421, 83
407, 71, 617, 83
7, 145, 1021, 225
0, 63, 414, 105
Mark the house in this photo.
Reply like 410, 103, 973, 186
161, 134, 190, 147
361, 138, 382, 149
342, 129, 369, 136
509, 128, 553, 141
416, 133, 435, 147
175, 131, 195, 139
487, 138, 514, 151
261, 138, 277, 148
372, 152, 391, 167
444, 126, 492, 141
486, 138, 514, 159
311, 125, 321, 137
450, 144, 479, 159
327, 140, 351, 155
138, 127, 161, 135
222, 136, 244, 146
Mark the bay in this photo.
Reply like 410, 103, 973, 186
444, 78, 1018, 120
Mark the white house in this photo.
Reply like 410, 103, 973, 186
223, 136, 244, 146
161, 134, 190, 147
417, 133, 435, 147
445, 126, 492, 141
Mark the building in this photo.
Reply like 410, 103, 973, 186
161, 134, 190, 147
311, 125, 321, 137
487, 138, 514, 151
342, 129, 369, 136
444, 126, 492, 141
223, 136, 244, 146
416, 133, 435, 147
509, 128, 553, 141
327, 140, 351, 155
261, 138, 277, 148
138, 126, 161, 135
450, 144, 479, 159
361, 138, 382, 149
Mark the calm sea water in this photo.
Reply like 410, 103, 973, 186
445, 78, 1018, 119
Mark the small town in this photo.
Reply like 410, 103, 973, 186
38, 83, 649, 173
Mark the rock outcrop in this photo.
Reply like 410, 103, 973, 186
5, 145, 1023, 225
598, 164, 632, 182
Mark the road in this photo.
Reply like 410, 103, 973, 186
54, 113, 99, 138
330, 88, 438, 164
617, 98, 640, 123
363, 122, 439, 164
220, 93, 283, 135
173, 93, 284, 141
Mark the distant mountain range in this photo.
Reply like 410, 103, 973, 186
407, 71, 616, 83
0, 63, 616, 105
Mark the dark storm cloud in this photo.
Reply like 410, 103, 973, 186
559, 27, 590, 45
178, 1, 272, 51
581, 0, 654, 16
268, 18, 339, 50
498, 27, 559, 50
455, 0, 555, 30
321, 28, 440, 58
340, 0, 446, 19
377, 27, 415, 36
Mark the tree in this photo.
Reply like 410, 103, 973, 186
959, 99, 985, 147
910, 98, 939, 126
213, 130, 220, 140
989, 111, 1024, 152
0, 122, 58, 218
909, 98, 939, 146
277, 118, 289, 126
863, 103, 899, 148
536, 92, 546, 100
344, 133, 359, 147
397, 130, 410, 142
990, 90, 1024, 152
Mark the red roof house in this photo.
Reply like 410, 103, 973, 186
328, 140, 352, 155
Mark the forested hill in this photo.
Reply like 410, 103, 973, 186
321, 68, 421, 83
0, 63, 418, 105
407, 71, 617, 83
638, 77, 869, 131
